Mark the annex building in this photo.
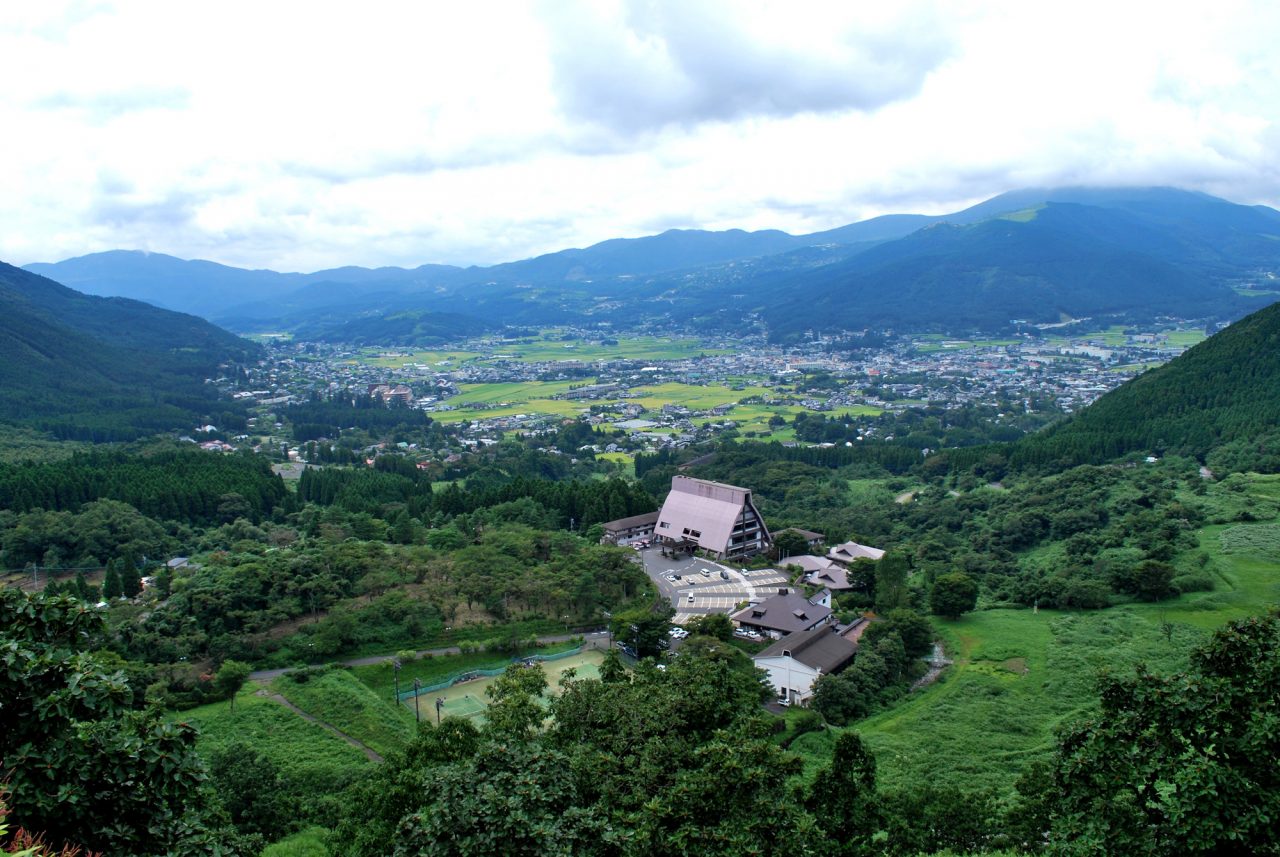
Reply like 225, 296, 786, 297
653, 475, 771, 560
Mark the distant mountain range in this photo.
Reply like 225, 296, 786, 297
0, 262, 260, 441
25, 187, 1280, 343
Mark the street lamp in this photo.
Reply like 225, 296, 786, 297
413, 678, 422, 723
435, 697, 444, 725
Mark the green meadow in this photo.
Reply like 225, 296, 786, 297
790, 472, 1280, 800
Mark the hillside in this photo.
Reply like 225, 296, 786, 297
1012, 299, 1280, 469
25, 186, 1280, 339
0, 261, 260, 441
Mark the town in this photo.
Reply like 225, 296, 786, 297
204, 320, 1210, 468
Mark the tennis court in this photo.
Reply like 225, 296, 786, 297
410, 649, 605, 723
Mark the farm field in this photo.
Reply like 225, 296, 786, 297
791, 472, 1280, 799
353, 335, 730, 369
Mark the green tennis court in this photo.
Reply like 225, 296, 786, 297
408, 649, 605, 723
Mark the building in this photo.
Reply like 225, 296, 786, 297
599, 510, 661, 545
653, 475, 771, 559
753, 620, 865, 704
730, 589, 831, 640
775, 527, 826, 551
827, 541, 886, 565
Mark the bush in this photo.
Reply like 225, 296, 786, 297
1173, 573, 1215, 594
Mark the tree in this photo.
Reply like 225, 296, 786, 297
930, 572, 978, 618
0, 589, 225, 855
806, 732, 881, 855
1133, 559, 1176, 602
773, 529, 810, 561
208, 741, 294, 842
120, 558, 142, 599
214, 659, 253, 710
610, 606, 674, 659
874, 551, 910, 613
483, 663, 548, 740
686, 612, 733, 641
1050, 613, 1280, 855
101, 560, 122, 600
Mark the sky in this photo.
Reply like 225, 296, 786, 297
2, 0, 1278, 272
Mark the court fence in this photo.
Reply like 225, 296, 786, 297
397, 645, 586, 702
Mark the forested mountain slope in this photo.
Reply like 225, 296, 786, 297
1013, 299, 1280, 469
0, 262, 260, 441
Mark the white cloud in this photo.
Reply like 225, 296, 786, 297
0, 0, 1278, 271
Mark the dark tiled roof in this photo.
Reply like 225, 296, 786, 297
756, 624, 858, 674
731, 592, 832, 634
601, 510, 661, 531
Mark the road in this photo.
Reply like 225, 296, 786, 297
248, 631, 604, 681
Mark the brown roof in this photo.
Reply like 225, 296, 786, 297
756, 624, 858, 674
601, 510, 660, 532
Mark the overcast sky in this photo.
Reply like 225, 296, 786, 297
2, 1, 1278, 272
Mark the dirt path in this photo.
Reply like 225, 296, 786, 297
255, 688, 384, 763
910, 642, 954, 693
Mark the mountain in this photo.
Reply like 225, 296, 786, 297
26, 186, 1280, 339
1010, 298, 1280, 469
0, 261, 261, 441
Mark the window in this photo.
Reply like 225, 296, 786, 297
659, 522, 670, 529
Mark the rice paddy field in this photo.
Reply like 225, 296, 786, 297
354, 335, 731, 369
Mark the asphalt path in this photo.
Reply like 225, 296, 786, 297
249, 631, 603, 681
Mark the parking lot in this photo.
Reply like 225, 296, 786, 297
632, 545, 796, 624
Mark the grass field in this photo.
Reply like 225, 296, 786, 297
790, 472, 1280, 800
177, 690, 374, 782
271, 669, 415, 757
404, 649, 605, 724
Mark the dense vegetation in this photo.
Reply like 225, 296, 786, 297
0, 262, 259, 441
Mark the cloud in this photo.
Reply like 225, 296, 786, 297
33, 86, 190, 123
543, 1, 956, 136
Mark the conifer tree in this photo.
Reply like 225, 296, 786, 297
120, 560, 142, 599
102, 560, 123, 600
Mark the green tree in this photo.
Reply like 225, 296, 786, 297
215, 659, 253, 710
120, 558, 142, 598
1050, 613, 1280, 855
208, 741, 294, 842
930, 572, 978, 618
806, 731, 881, 855
686, 612, 733, 641
483, 663, 549, 740
773, 529, 810, 560
1133, 559, 1177, 602
874, 551, 910, 613
102, 559, 123, 600
0, 589, 224, 854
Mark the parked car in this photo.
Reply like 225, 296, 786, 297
719, 570, 729, 580
700, 569, 711, 577
687, 594, 695, 604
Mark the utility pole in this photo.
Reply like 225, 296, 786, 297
392, 658, 401, 703
413, 678, 421, 723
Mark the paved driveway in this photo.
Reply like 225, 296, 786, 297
635, 547, 794, 624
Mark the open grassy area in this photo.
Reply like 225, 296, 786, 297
790, 472, 1280, 800
260, 827, 330, 857
178, 689, 373, 782
345, 639, 583, 701
271, 669, 416, 757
